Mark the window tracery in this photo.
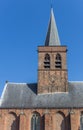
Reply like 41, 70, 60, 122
31, 112, 41, 130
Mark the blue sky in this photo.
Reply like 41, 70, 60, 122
0, 0, 83, 96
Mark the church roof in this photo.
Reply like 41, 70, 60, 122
1, 82, 83, 109
45, 8, 61, 46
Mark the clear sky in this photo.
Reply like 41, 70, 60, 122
0, 0, 83, 96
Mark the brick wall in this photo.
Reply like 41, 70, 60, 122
38, 46, 68, 94
0, 108, 82, 130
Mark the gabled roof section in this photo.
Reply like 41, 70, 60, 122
1, 82, 83, 108
45, 8, 61, 46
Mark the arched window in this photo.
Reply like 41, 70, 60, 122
55, 112, 65, 130
55, 53, 62, 68
44, 54, 50, 68
80, 112, 83, 130
5, 112, 19, 130
31, 112, 41, 130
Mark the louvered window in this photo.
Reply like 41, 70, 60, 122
44, 54, 50, 68
55, 53, 62, 68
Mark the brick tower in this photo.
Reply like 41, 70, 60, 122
38, 8, 68, 94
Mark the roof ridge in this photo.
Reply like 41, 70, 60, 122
69, 81, 83, 83
4, 82, 37, 85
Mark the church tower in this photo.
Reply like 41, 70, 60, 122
38, 8, 68, 94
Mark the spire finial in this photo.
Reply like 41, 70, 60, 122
51, 0, 53, 9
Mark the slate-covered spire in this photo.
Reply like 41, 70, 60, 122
45, 8, 61, 46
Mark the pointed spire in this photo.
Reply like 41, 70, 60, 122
45, 8, 61, 46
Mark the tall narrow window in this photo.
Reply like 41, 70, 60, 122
55, 53, 62, 68
31, 113, 41, 130
5, 112, 19, 130
44, 54, 50, 68
55, 112, 65, 130
80, 112, 83, 130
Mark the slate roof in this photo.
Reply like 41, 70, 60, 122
0, 82, 83, 109
45, 8, 61, 46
